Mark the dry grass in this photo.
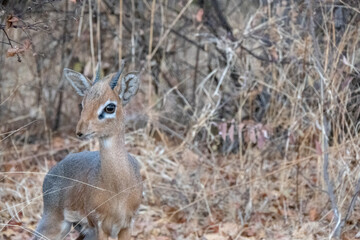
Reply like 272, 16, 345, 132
1, 0, 360, 239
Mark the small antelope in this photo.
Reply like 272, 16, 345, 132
34, 65, 142, 240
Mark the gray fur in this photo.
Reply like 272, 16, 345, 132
41, 150, 141, 204
109, 61, 125, 90
128, 154, 141, 180
119, 73, 139, 105
42, 151, 100, 203
36, 151, 141, 239
63, 68, 91, 96
93, 62, 101, 85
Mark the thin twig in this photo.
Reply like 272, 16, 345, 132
97, 0, 101, 64
145, 0, 157, 202
77, 0, 86, 38
150, 0, 194, 59
341, 178, 360, 229
130, 0, 135, 67
0, 120, 39, 143
307, 0, 341, 238
118, 0, 123, 65
2, 29, 21, 62
193, 35, 200, 106
89, 0, 96, 76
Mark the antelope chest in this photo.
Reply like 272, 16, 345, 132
89, 192, 129, 230
97, 204, 130, 238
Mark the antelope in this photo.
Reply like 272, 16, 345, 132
34, 64, 142, 240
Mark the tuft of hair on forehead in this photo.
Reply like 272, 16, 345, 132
83, 80, 122, 107
86, 88, 102, 100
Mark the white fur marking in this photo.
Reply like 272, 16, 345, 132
60, 221, 71, 234
103, 112, 116, 119
110, 224, 121, 239
64, 210, 86, 223
102, 138, 112, 148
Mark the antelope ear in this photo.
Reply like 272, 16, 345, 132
63, 68, 91, 96
119, 73, 139, 105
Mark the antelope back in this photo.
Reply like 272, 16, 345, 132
63, 66, 139, 138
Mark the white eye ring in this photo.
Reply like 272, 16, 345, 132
97, 100, 117, 120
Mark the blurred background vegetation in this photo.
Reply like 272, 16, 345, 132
1, 0, 360, 239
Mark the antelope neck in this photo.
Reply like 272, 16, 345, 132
98, 133, 128, 183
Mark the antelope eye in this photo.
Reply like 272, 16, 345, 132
104, 103, 116, 114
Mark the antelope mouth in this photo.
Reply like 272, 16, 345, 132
80, 132, 96, 140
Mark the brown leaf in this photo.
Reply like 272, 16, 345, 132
7, 47, 21, 57
6, 40, 31, 58
162, 205, 186, 223
8, 219, 22, 227
238, 123, 245, 133
242, 227, 257, 237
23, 39, 31, 50
269, 47, 278, 61
196, 8, 204, 22
6, 15, 19, 29
256, 129, 266, 149
309, 208, 319, 221
315, 140, 322, 155
326, 210, 334, 222
220, 222, 238, 238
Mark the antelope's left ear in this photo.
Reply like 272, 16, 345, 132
119, 73, 139, 105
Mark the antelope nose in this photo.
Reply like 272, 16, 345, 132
76, 132, 83, 138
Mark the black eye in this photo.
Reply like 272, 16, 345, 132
104, 103, 116, 114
